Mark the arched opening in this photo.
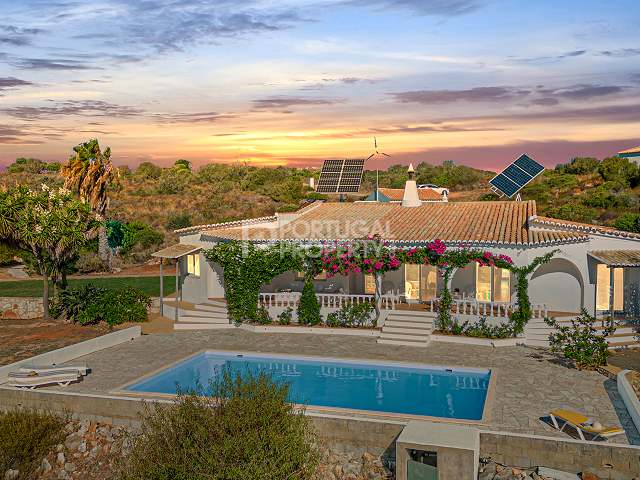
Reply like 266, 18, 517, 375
529, 258, 584, 313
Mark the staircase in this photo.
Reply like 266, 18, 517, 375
174, 299, 234, 330
377, 310, 434, 347
524, 317, 640, 349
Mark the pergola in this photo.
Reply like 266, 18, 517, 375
151, 243, 200, 321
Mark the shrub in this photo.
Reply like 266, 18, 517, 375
166, 213, 191, 230
134, 161, 162, 180
278, 307, 293, 325
463, 317, 512, 339
74, 252, 107, 273
325, 302, 376, 328
255, 305, 272, 325
545, 309, 615, 369
119, 371, 319, 480
297, 278, 321, 326
121, 221, 164, 255
51, 285, 150, 326
613, 213, 640, 233
0, 409, 66, 479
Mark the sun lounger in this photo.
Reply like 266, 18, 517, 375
549, 408, 624, 441
8, 371, 80, 389
18, 365, 89, 376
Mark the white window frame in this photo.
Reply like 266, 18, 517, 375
475, 263, 511, 302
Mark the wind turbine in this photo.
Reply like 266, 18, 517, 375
366, 137, 391, 160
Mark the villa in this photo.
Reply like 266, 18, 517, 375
154, 167, 640, 342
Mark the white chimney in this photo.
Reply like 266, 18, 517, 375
401, 164, 421, 207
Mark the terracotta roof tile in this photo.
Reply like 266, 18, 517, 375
531, 216, 640, 240
202, 201, 587, 245
589, 250, 640, 266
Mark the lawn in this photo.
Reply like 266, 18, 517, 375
0, 276, 176, 297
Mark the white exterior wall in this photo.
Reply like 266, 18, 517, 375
175, 228, 640, 316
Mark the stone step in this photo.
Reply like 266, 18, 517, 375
206, 298, 228, 308
379, 332, 431, 341
608, 340, 640, 349
524, 339, 550, 347
385, 315, 433, 324
179, 309, 224, 318
381, 326, 432, 335
377, 338, 429, 347
174, 323, 235, 331
195, 303, 228, 313
388, 309, 434, 318
383, 320, 433, 329
178, 315, 229, 324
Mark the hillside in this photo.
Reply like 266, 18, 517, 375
1, 154, 639, 273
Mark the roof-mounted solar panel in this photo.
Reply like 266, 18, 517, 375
316, 158, 365, 194
489, 154, 544, 198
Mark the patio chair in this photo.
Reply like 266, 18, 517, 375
18, 365, 89, 376
549, 408, 624, 441
8, 370, 81, 389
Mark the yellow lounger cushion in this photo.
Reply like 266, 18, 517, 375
551, 409, 623, 435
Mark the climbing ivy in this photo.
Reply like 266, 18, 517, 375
508, 250, 558, 335
204, 242, 302, 323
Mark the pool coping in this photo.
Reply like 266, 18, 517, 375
110, 348, 496, 426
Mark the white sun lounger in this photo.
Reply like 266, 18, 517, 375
19, 365, 89, 376
8, 372, 80, 389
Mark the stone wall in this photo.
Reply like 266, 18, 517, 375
0, 297, 43, 319
480, 431, 640, 480
0, 297, 161, 319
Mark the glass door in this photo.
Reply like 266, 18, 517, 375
405, 264, 420, 301
420, 265, 438, 301
493, 268, 511, 302
476, 265, 492, 301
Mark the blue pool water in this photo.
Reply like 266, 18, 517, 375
124, 351, 490, 420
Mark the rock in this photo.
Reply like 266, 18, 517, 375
537, 467, 579, 480
41, 457, 52, 472
57, 452, 65, 465
342, 462, 360, 476
4, 470, 18, 480
64, 462, 76, 472
78, 441, 87, 453
581, 473, 599, 480
332, 464, 342, 477
57, 470, 70, 480
56, 443, 64, 452
64, 433, 82, 451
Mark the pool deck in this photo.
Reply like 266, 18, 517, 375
26, 329, 640, 444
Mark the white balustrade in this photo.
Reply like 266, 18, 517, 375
258, 292, 397, 310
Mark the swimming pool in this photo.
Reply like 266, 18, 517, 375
123, 351, 491, 420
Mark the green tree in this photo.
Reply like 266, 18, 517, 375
598, 156, 639, 186
297, 277, 321, 325
557, 157, 599, 175
7, 157, 60, 174
173, 159, 192, 173
0, 185, 97, 318
61, 139, 114, 267
134, 161, 162, 180
613, 213, 640, 233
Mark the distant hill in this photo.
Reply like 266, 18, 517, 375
1, 155, 639, 250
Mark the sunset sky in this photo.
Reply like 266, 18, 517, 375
1, 0, 639, 171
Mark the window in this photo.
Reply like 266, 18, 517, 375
596, 264, 624, 311
364, 274, 376, 294
187, 254, 200, 276
475, 265, 492, 301
493, 268, 511, 302
404, 265, 437, 301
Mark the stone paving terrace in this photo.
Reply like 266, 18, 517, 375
45, 329, 639, 444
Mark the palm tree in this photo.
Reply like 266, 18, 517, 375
61, 139, 113, 267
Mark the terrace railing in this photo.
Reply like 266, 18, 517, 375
259, 292, 398, 310
423, 298, 548, 320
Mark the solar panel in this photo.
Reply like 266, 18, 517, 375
316, 159, 365, 193
489, 154, 544, 198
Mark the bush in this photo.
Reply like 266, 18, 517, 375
613, 213, 640, 233
51, 285, 150, 326
545, 309, 615, 369
74, 252, 107, 273
166, 213, 191, 230
121, 221, 164, 255
134, 161, 162, 180
255, 305, 272, 325
297, 278, 321, 326
463, 317, 512, 339
278, 307, 293, 325
119, 371, 319, 480
325, 302, 376, 328
0, 409, 66, 479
